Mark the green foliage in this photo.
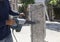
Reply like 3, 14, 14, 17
20, 0, 35, 9
18, 0, 35, 18
49, 0, 58, 5
48, 0, 60, 8
19, 0, 34, 13
20, 0, 34, 4
18, 6, 24, 13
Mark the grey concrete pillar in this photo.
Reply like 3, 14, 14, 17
29, 3, 46, 42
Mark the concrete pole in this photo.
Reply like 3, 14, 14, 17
35, 0, 50, 21
29, 3, 46, 42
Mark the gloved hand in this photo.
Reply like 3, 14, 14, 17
6, 19, 16, 26
19, 13, 25, 18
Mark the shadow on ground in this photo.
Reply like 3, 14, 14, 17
46, 23, 60, 32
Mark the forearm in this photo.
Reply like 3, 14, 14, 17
9, 9, 19, 16
8, 0, 19, 16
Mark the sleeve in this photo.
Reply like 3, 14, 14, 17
0, 21, 6, 27
8, 0, 19, 16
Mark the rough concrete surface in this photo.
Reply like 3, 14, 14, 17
12, 21, 60, 42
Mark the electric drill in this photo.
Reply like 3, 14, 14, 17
11, 17, 26, 32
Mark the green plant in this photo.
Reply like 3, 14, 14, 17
20, 0, 34, 5
19, 0, 35, 19
18, 6, 24, 13
20, 0, 35, 12
49, 0, 60, 7
49, 0, 58, 5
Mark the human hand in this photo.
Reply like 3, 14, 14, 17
6, 19, 16, 26
19, 13, 25, 18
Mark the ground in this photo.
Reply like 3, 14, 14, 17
12, 21, 60, 42
12, 25, 31, 42
45, 29, 60, 42
45, 21, 60, 42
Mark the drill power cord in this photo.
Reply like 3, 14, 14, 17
12, 29, 18, 42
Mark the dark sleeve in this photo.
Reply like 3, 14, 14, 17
9, 9, 19, 16
0, 21, 6, 27
8, 0, 19, 16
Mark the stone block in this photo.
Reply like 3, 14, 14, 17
29, 3, 46, 42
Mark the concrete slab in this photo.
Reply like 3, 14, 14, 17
12, 25, 31, 42
45, 21, 60, 42
11, 21, 60, 42
45, 29, 60, 42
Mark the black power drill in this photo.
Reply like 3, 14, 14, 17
11, 16, 26, 32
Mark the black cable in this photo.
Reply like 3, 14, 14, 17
12, 29, 18, 42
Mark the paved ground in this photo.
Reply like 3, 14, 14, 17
12, 21, 60, 42
45, 21, 60, 42
45, 29, 60, 42
12, 25, 31, 42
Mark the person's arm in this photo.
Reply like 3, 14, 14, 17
0, 21, 6, 27
8, 0, 19, 16
9, 9, 19, 16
